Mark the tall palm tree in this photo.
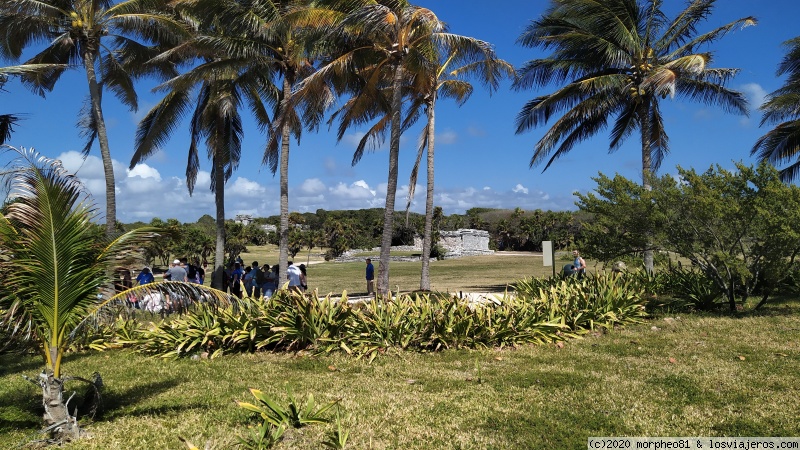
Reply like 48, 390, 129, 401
0, 146, 231, 440
752, 36, 800, 182
0, 0, 188, 235
129, 1, 274, 290
316, 0, 444, 295
253, 0, 335, 287
513, 0, 754, 272
132, 0, 333, 287
405, 36, 513, 290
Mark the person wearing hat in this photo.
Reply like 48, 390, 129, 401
136, 266, 155, 285
165, 259, 188, 283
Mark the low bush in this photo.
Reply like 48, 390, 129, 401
105, 275, 648, 360
513, 272, 648, 330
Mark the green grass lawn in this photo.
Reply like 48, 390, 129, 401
2, 297, 799, 449
237, 247, 556, 296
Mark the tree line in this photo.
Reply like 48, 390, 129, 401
126, 206, 585, 267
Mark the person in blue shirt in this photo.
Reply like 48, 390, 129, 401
365, 258, 375, 295
230, 262, 244, 298
136, 267, 155, 285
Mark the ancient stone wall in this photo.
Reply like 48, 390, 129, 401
337, 228, 492, 261
439, 229, 493, 258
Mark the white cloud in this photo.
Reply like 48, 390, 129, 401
57, 152, 577, 225
740, 82, 767, 109
299, 178, 327, 195
127, 163, 161, 181
467, 125, 486, 137
231, 177, 267, 197
330, 180, 377, 200
57, 151, 105, 179
437, 130, 458, 145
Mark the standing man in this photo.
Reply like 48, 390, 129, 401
165, 259, 188, 282
286, 261, 303, 293
251, 261, 263, 298
572, 250, 586, 279
365, 258, 375, 296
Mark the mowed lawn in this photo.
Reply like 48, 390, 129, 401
236, 246, 560, 295
1, 252, 799, 449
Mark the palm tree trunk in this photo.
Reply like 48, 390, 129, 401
212, 158, 226, 290
640, 98, 654, 273
41, 372, 81, 440
377, 63, 404, 296
83, 52, 116, 235
278, 76, 292, 288
420, 93, 436, 291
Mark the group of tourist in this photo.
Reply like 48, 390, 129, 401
162, 258, 207, 284
119, 255, 381, 314
226, 260, 308, 299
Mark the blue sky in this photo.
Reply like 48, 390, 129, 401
1, 0, 797, 224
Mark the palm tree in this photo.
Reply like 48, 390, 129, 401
253, 0, 336, 287
752, 37, 800, 182
0, 0, 188, 235
0, 146, 231, 440
513, 0, 754, 272
405, 36, 513, 290
316, 0, 444, 295
129, 1, 274, 291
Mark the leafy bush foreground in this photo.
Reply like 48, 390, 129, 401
91, 273, 648, 360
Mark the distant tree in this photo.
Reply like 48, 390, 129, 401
323, 216, 351, 260
288, 228, 304, 259
575, 174, 659, 264
224, 222, 248, 265
514, 0, 755, 272
246, 224, 269, 246
752, 37, 800, 181
578, 163, 800, 311
302, 229, 324, 265
172, 226, 213, 264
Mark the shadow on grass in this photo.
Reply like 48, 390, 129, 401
0, 350, 99, 377
0, 390, 41, 432
477, 407, 633, 449
101, 378, 183, 420
0, 354, 43, 377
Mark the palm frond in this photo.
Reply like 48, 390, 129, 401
0, 115, 21, 145
132, 88, 193, 169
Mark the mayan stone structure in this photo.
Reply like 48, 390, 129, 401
438, 229, 493, 258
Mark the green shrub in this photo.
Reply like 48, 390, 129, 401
236, 387, 339, 449
513, 273, 648, 330
113, 281, 648, 359
661, 266, 725, 311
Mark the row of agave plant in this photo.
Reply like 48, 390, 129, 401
87, 273, 649, 361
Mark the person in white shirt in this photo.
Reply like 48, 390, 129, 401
286, 261, 303, 293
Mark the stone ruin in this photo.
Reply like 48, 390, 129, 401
438, 229, 493, 258
394, 228, 493, 259
334, 229, 494, 262
234, 214, 253, 226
